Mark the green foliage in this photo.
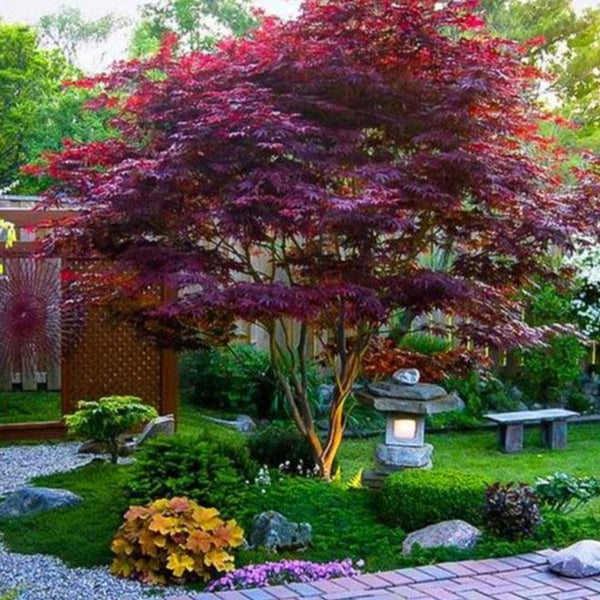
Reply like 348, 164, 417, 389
379, 469, 486, 531
180, 344, 276, 418
0, 391, 61, 425
524, 283, 575, 327
0, 461, 130, 567
517, 336, 587, 407
0, 590, 18, 600
484, 482, 542, 540
0, 23, 65, 189
446, 371, 518, 419
396, 333, 452, 355
534, 472, 600, 514
238, 476, 405, 572
65, 396, 158, 464
127, 433, 257, 516
38, 6, 128, 67
248, 423, 318, 473
130, 0, 257, 56
111, 496, 244, 585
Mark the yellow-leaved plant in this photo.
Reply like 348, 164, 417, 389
111, 496, 244, 585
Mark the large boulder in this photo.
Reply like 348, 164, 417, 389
549, 540, 600, 578
0, 487, 82, 518
249, 511, 312, 552
402, 519, 481, 555
135, 414, 176, 445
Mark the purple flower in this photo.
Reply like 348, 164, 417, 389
207, 559, 363, 591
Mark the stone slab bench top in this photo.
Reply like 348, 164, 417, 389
484, 408, 579, 424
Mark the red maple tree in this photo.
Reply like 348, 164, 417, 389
32, 0, 600, 478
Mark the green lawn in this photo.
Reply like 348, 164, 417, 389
0, 391, 61, 424
2, 402, 600, 577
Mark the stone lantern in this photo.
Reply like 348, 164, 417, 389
359, 370, 462, 471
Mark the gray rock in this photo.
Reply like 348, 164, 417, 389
202, 414, 256, 433
392, 368, 420, 386
549, 540, 600, 578
402, 520, 481, 555
0, 487, 82, 518
366, 382, 447, 401
249, 511, 312, 552
135, 414, 176, 445
376, 443, 433, 469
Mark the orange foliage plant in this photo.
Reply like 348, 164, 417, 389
111, 496, 244, 585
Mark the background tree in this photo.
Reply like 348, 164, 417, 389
130, 0, 257, 57
481, 0, 600, 149
38, 6, 128, 69
34, 0, 600, 479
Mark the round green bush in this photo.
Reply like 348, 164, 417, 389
378, 469, 486, 531
248, 423, 318, 474
127, 433, 258, 517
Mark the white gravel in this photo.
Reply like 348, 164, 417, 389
0, 442, 180, 600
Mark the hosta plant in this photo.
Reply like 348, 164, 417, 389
534, 472, 600, 514
484, 482, 542, 540
65, 395, 158, 463
111, 496, 244, 585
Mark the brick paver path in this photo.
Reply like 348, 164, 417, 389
167, 550, 600, 600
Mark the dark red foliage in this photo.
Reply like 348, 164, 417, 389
33, 1, 600, 353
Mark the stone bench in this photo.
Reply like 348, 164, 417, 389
484, 409, 579, 453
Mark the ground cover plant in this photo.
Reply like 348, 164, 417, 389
0, 391, 61, 424
33, 0, 600, 480
4, 404, 600, 581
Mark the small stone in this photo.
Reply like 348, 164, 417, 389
135, 414, 176, 445
402, 520, 481, 555
77, 440, 109, 454
201, 414, 257, 432
0, 487, 82, 518
249, 511, 312, 552
392, 368, 420, 385
549, 540, 600, 578
376, 443, 433, 469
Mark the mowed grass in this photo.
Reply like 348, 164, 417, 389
0, 391, 61, 424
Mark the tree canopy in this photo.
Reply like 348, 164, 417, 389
34, 0, 600, 478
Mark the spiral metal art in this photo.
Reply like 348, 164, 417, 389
0, 259, 62, 379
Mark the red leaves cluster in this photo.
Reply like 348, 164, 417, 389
32, 0, 600, 350
362, 336, 487, 383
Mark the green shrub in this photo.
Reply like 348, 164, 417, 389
127, 433, 258, 516
516, 335, 587, 407
446, 371, 518, 419
484, 482, 541, 540
248, 423, 318, 474
180, 344, 276, 417
396, 333, 451, 355
65, 396, 158, 464
379, 469, 486, 530
534, 472, 600, 514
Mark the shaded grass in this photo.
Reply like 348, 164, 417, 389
0, 391, 61, 424
0, 461, 130, 567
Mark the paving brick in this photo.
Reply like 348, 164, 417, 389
495, 594, 526, 600
459, 560, 501, 575
322, 591, 397, 600
577, 579, 600, 593
376, 571, 414, 586
460, 591, 494, 600
285, 583, 322, 597
215, 591, 249, 600
241, 589, 278, 600
500, 557, 538, 569
310, 580, 348, 594
552, 590, 595, 600
386, 585, 429, 598
332, 578, 370, 592
416, 566, 455, 580
436, 562, 478, 577
353, 574, 394, 589
190, 594, 221, 600
263, 586, 299, 599
396, 568, 435, 583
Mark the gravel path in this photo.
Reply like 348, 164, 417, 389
0, 442, 178, 599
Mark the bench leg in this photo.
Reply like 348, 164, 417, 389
541, 420, 568, 450
499, 424, 523, 453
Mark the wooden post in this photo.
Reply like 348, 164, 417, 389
541, 419, 568, 450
